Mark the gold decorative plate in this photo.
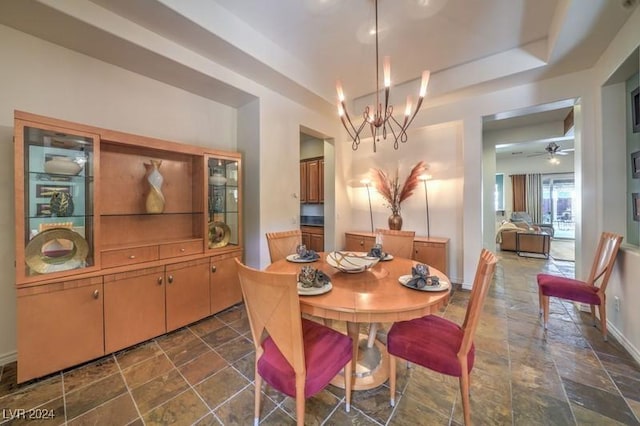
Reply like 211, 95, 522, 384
25, 228, 89, 274
208, 221, 231, 248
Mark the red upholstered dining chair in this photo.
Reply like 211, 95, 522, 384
387, 249, 498, 426
235, 259, 353, 426
538, 232, 623, 341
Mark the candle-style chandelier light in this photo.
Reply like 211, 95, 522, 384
336, 0, 431, 152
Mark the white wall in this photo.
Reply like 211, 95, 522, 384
347, 122, 465, 283
594, 5, 640, 361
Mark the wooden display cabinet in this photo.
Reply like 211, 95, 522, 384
210, 251, 243, 315
17, 277, 104, 383
344, 231, 450, 276
345, 232, 376, 252
413, 237, 450, 275
14, 117, 100, 284
103, 266, 166, 353
12, 111, 244, 382
206, 155, 242, 252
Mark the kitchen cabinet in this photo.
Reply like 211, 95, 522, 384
301, 226, 324, 252
300, 161, 307, 203
300, 157, 323, 204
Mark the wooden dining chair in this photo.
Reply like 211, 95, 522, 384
235, 259, 353, 426
538, 231, 623, 341
266, 229, 302, 263
374, 228, 415, 259
387, 249, 498, 425
367, 229, 416, 347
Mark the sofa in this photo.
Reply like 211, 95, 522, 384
496, 222, 528, 251
510, 211, 554, 237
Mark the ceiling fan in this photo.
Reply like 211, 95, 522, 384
527, 142, 574, 158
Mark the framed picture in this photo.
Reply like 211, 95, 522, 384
632, 86, 640, 133
633, 193, 640, 222
36, 203, 51, 217
632, 151, 640, 179
36, 184, 71, 198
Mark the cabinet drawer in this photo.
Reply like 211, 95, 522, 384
102, 246, 159, 268
159, 240, 203, 259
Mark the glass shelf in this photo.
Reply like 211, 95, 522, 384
207, 156, 240, 248
20, 124, 97, 278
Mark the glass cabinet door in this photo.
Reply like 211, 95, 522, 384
18, 123, 98, 279
206, 156, 240, 250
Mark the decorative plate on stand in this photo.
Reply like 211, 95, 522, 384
208, 221, 231, 248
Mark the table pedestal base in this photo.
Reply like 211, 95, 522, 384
330, 332, 389, 390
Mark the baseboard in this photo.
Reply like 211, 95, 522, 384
607, 322, 640, 366
0, 350, 17, 367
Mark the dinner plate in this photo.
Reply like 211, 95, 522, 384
297, 282, 332, 295
380, 253, 394, 261
398, 275, 450, 292
286, 254, 318, 263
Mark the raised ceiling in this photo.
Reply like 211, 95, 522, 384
0, 0, 637, 108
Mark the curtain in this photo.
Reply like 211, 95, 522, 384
526, 173, 543, 223
511, 174, 526, 212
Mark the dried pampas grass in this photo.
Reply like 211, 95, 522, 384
370, 161, 426, 213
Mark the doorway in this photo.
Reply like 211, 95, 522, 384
542, 173, 575, 240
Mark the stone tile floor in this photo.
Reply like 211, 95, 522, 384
1, 250, 639, 425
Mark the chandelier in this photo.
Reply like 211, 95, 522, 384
336, 0, 431, 152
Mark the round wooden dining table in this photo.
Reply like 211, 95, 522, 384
266, 252, 450, 390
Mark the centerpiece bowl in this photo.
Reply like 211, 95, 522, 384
326, 251, 380, 273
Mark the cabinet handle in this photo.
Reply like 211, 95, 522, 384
168, 275, 174, 284
93, 289, 100, 299
157, 276, 163, 285
359, 240, 364, 246
211, 265, 217, 273
180, 248, 185, 252
128, 255, 136, 259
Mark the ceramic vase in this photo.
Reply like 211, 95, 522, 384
44, 156, 83, 175
388, 212, 403, 230
145, 160, 165, 213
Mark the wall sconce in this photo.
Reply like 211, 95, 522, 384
361, 178, 374, 233
418, 174, 432, 238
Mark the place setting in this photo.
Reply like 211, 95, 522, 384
398, 263, 450, 292
286, 244, 320, 263
297, 265, 332, 295
367, 243, 393, 261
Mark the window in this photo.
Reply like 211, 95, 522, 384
495, 173, 504, 211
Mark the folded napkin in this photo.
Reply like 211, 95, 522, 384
298, 266, 330, 288
298, 249, 320, 261
405, 263, 440, 289
367, 244, 387, 260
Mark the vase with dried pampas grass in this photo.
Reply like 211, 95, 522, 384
370, 161, 427, 230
